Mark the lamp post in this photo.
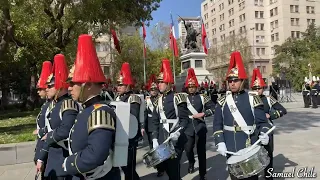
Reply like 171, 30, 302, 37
250, 27, 255, 68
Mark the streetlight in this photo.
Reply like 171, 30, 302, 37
250, 27, 255, 68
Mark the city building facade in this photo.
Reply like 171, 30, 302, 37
201, 0, 320, 82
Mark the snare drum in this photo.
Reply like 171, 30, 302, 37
227, 145, 270, 179
142, 140, 176, 168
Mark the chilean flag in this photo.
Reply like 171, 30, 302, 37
201, 18, 209, 54
142, 22, 147, 58
110, 28, 121, 54
170, 13, 179, 57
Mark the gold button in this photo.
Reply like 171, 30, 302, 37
75, 120, 77, 123
71, 163, 74, 166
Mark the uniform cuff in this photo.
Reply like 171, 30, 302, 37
204, 109, 214, 117
65, 154, 80, 175
39, 149, 49, 161
261, 127, 270, 133
46, 131, 56, 146
213, 130, 224, 144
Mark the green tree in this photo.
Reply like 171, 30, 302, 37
0, 0, 162, 108
273, 23, 320, 91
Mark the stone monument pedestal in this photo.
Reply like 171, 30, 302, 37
175, 52, 213, 91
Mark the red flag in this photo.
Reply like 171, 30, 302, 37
170, 14, 179, 57
110, 29, 121, 54
142, 22, 147, 58
201, 19, 208, 54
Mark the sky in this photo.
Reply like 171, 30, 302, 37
144, 0, 202, 46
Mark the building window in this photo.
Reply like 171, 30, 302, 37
229, 19, 235, 27
307, 19, 316, 26
275, 33, 279, 41
255, 11, 264, 18
271, 33, 279, 42
270, 0, 277, 5
290, 5, 299, 13
221, 34, 226, 41
239, 1, 245, 10
182, 61, 191, 70
270, 20, 279, 29
211, 8, 216, 16
195, 60, 203, 68
255, 23, 264, 31
212, 38, 217, 44
203, 3, 208, 11
229, 30, 235, 36
291, 31, 300, 38
239, 13, 246, 22
271, 46, 275, 55
270, 7, 278, 17
212, 18, 216, 26
103, 66, 110, 75
219, 3, 224, 11
306, 6, 315, 14
219, 24, 225, 31
256, 48, 266, 55
220, 13, 225, 21
256, 35, 265, 43
228, 0, 234, 5
291, 18, 299, 26
239, 25, 246, 33
204, 13, 208, 20
212, 28, 216, 35
229, 8, 234, 16
262, 66, 266, 73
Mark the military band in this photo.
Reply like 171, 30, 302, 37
31, 34, 295, 179
251, 68, 287, 180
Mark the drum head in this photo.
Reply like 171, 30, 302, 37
128, 114, 138, 139
227, 146, 261, 164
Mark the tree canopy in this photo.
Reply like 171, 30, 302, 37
273, 23, 320, 91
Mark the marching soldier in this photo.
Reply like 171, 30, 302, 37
209, 81, 218, 104
63, 34, 122, 180
151, 59, 191, 180
37, 54, 79, 180
213, 51, 272, 180
142, 74, 164, 177
302, 77, 311, 108
218, 82, 227, 97
310, 76, 319, 108
33, 61, 52, 180
115, 62, 141, 180
184, 68, 215, 180
251, 68, 287, 180
101, 78, 115, 102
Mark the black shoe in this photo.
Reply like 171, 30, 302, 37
188, 164, 195, 174
200, 175, 206, 180
157, 171, 164, 177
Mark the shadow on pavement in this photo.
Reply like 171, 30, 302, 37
273, 111, 320, 135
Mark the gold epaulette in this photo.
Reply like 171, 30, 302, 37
253, 95, 263, 107
88, 109, 115, 133
129, 94, 141, 104
174, 93, 187, 105
60, 99, 78, 113
268, 96, 277, 106
217, 95, 226, 106
201, 94, 211, 104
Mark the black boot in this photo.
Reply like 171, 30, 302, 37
156, 171, 164, 177
188, 163, 195, 174
200, 175, 206, 180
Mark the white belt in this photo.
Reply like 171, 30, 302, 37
224, 125, 255, 133
160, 119, 178, 124
148, 114, 152, 117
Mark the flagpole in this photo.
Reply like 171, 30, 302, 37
143, 38, 146, 84
170, 11, 176, 83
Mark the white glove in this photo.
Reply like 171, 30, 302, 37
216, 142, 227, 156
259, 132, 269, 145
152, 139, 159, 148
169, 131, 181, 141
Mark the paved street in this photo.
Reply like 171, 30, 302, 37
0, 95, 319, 180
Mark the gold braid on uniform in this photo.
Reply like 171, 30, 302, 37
129, 94, 141, 104
153, 96, 160, 106
88, 109, 115, 133
268, 95, 277, 106
217, 95, 226, 106
60, 99, 79, 113
174, 93, 187, 105
252, 95, 263, 107
201, 94, 215, 116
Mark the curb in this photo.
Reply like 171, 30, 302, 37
0, 141, 35, 166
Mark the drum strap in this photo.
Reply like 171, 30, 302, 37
226, 91, 253, 135
158, 96, 178, 133
266, 97, 272, 110
146, 97, 154, 113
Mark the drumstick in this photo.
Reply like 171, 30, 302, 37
245, 126, 276, 153
226, 151, 240, 156
163, 127, 182, 144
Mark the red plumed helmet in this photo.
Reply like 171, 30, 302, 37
226, 51, 247, 80
185, 68, 199, 88
146, 74, 158, 91
37, 61, 52, 89
251, 68, 266, 88
157, 59, 174, 83
204, 81, 208, 88
47, 54, 69, 89
72, 34, 106, 83
117, 62, 134, 85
